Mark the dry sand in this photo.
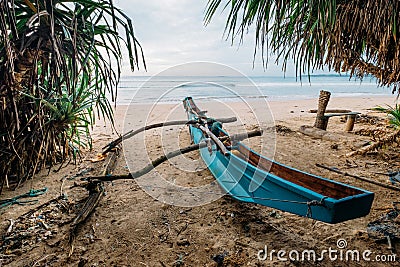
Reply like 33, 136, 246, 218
1, 95, 399, 266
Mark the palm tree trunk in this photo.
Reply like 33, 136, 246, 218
314, 90, 331, 130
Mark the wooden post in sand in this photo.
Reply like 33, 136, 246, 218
314, 90, 331, 130
344, 114, 357, 132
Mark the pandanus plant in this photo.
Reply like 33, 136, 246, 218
0, 0, 145, 192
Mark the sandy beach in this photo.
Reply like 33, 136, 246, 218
1, 95, 399, 266
4, 0, 400, 266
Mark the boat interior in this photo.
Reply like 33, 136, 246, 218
234, 144, 364, 200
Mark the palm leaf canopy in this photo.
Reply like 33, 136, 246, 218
1, 0, 144, 99
205, 0, 400, 92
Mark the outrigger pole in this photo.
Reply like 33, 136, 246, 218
102, 117, 238, 154
86, 129, 262, 182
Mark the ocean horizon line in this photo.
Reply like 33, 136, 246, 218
110, 75, 392, 105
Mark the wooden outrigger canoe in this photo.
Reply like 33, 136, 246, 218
183, 97, 374, 224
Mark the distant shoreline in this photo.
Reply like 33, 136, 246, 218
107, 95, 396, 130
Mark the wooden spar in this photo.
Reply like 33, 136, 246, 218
86, 129, 262, 182
316, 163, 400, 192
102, 116, 237, 154
198, 125, 229, 156
184, 97, 230, 155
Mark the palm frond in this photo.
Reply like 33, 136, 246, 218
205, 0, 400, 90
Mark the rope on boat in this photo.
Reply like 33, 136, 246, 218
306, 197, 328, 218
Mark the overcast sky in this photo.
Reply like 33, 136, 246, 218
114, 0, 301, 77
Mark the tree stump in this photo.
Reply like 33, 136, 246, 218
314, 90, 331, 130
344, 114, 357, 132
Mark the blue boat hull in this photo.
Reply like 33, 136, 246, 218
184, 97, 374, 224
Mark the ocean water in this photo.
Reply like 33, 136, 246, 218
115, 75, 393, 104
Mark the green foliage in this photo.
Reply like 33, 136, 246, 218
373, 104, 400, 128
0, 0, 145, 191
205, 0, 400, 90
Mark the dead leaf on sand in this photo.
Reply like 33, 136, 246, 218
89, 153, 107, 162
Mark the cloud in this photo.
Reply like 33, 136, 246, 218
114, 0, 292, 76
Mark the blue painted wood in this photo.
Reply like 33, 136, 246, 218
183, 97, 374, 224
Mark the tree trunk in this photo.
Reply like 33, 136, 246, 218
314, 90, 331, 130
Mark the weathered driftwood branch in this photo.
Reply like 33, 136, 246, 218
69, 147, 120, 256
71, 183, 104, 227
102, 117, 237, 154
346, 130, 400, 157
87, 129, 262, 182
309, 109, 351, 114
316, 163, 400, 192
102, 146, 120, 175
69, 182, 104, 256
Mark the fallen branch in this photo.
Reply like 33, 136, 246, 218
316, 163, 400, 192
102, 117, 237, 154
69, 147, 120, 256
71, 183, 104, 228
7, 219, 14, 233
346, 130, 400, 156
69, 180, 105, 257
86, 129, 262, 182
309, 109, 352, 114
102, 146, 120, 175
